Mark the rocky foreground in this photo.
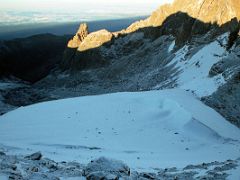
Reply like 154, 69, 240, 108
0, 151, 239, 180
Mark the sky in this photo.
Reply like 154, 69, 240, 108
0, 0, 174, 13
0, 0, 174, 25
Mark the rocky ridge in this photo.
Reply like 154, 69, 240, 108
122, 0, 240, 34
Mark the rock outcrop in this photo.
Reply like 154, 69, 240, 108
67, 23, 89, 48
62, 26, 113, 70
25, 152, 42, 161
78, 29, 113, 51
66, 23, 113, 52
84, 157, 130, 179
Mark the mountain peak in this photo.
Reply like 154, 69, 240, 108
113, 0, 240, 36
173, 0, 240, 24
150, 0, 240, 26
68, 23, 89, 48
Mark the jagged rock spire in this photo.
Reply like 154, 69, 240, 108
68, 23, 89, 48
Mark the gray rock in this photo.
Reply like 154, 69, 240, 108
140, 172, 156, 179
30, 166, 39, 172
84, 157, 130, 177
0, 151, 6, 156
86, 172, 119, 180
86, 171, 106, 180
25, 152, 42, 161
105, 174, 119, 180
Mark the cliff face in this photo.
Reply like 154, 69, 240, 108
67, 23, 89, 49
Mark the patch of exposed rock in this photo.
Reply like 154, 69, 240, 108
203, 35, 240, 128
61, 25, 113, 70
204, 72, 240, 128
84, 157, 130, 179
67, 23, 89, 48
79, 29, 113, 51
25, 152, 42, 161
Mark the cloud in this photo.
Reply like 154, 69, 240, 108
0, 0, 174, 13
0, 0, 174, 25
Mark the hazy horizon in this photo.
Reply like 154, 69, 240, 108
0, 0, 173, 12
0, 0, 174, 25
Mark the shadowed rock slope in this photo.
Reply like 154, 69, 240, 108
0, 34, 70, 83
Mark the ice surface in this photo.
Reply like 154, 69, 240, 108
0, 89, 239, 171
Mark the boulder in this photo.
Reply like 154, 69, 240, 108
0, 151, 6, 156
25, 152, 42, 161
84, 157, 130, 177
86, 172, 118, 180
79, 29, 113, 51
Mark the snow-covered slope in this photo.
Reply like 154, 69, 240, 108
168, 33, 228, 97
0, 89, 239, 171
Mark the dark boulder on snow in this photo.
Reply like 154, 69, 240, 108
0, 151, 6, 156
25, 152, 42, 161
84, 157, 130, 178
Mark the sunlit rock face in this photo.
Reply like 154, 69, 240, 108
78, 29, 113, 52
119, 0, 240, 35
67, 23, 89, 48
172, 0, 240, 24
152, 0, 240, 25
67, 23, 113, 52
65, 0, 240, 50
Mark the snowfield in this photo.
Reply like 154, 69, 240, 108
0, 89, 240, 172
168, 33, 229, 97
